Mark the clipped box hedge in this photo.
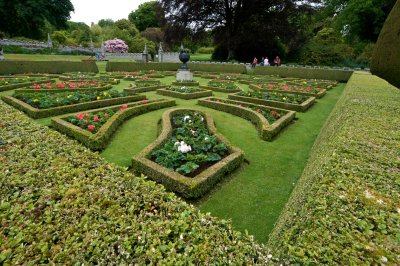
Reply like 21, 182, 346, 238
157, 88, 213, 100
124, 84, 168, 93
106, 62, 246, 73
51, 99, 176, 150
2, 94, 146, 119
199, 85, 242, 93
0, 61, 98, 74
0, 79, 55, 92
171, 80, 200, 86
253, 66, 352, 82
198, 98, 296, 141
0, 100, 271, 264
268, 72, 400, 264
15, 84, 113, 93
132, 108, 244, 198
228, 92, 316, 112
249, 84, 327, 99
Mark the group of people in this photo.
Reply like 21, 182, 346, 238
251, 56, 280, 68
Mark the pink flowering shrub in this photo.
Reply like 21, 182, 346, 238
104, 39, 129, 53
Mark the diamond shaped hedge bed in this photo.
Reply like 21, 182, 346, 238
132, 108, 243, 198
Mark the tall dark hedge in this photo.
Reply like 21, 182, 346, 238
371, 0, 400, 89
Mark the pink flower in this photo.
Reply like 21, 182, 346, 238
85, 113, 90, 118
93, 116, 99, 122
122, 104, 128, 109
143, 99, 148, 104
75, 113, 84, 120
104, 113, 109, 117
88, 125, 95, 132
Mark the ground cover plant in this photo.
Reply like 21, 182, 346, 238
30, 81, 105, 90
152, 111, 229, 176
250, 83, 326, 98
134, 78, 161, 87
0, 100, 270, 264
157, 86, 212, 100
0, 76, 45, 85
166, 86, 205, 94
12, 90, 132, 109
267, 73, 400, 264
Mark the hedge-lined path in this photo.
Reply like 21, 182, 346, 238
99, 75, 346, 243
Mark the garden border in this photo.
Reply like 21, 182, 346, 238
198, 97, 296, 141
124, 84, 168, 93
199, 85, 242, 93
157, 88, 213, 100
15, 84, 113, 93
1, 94, 146, 119
249, 84, 327, 98
228, 92, 316, 112
51, 99, 176, 150
0, 79, 55, 92
131, 108, 244, 198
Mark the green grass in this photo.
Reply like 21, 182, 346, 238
0, 71, 345, 243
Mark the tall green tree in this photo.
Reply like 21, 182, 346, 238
0, 0, 74, 39
160, 0, 321, 61
128, 1, 163, 32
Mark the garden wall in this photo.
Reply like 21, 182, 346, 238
253, 66, 353, 82
106, 62, 247, 73
267, 72, 400, 264
0, 61, 98, 74
0, 100, 271, 264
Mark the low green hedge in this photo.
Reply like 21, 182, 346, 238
106, 62, 246, 73
249, 84, 327, 99
0, 100, 271, 264
124, 85, 168, 93
157, 88, 212, 100
198, 98, 296, 141
199, 85, 242, 93
51, 99, 176, 150
268, 72, 400, 264
1, 94, 146, 119
228, 93, 316, 112
253, 66, 352, 82
0, 61, 99, 74
171, 81, 200, 86
0, 79, 55, 92
15, 84, 113, 93
132, 108, 244, 198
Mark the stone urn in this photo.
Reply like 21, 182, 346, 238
179, 50, 190, 70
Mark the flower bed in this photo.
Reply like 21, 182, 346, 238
228, 91, 315, 112
249, 83, 327, 98
124, 84, 168, 93
198, 97, 296, 141
2, 90, 145, 118
171, 80, 200, 86
134, 78, 161, 87
0, 78, 55, 92
157, 86, 212, 100
15, 81, 112, 93
51, 99, 176, 150
132, 108, 243, 198
59, 72, 98, 80
200, 79, 242, 93
218, 73, 242, 80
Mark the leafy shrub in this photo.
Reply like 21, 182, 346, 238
0, 61, 99, 74
211, 45, 229, 61
197, 47, 214, 54
104, 38, 129, 53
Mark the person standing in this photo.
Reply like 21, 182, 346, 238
264, 57, 270, 66
0, 46, 4, 61
252, 57, 258, 68
274, 56, 281, 66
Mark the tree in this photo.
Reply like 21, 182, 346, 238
114, 19, 139, 37
160, 0, 321, 61
371, 0, 400, 88
0, 0, 74, 39
322, 0, 396, 43
140, 28, 164, 46
128, 1, 163, 31
98, 19, 114, 28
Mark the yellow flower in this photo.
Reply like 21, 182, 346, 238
97, 96, 101, 100
283, 97, 287, 101
33, 99, 39, 102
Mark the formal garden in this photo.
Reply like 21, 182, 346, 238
1, 0, 399, 265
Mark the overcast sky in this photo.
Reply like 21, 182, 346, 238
69, 0, 151, 26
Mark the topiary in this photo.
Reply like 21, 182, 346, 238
370, 1, 400, 89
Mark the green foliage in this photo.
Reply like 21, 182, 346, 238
0, 61, 98, 75
52, 31, 68, 45
130, 35, 156, 54
268, 73, 400, 264
211, 45, 229, 61
98, 19, 114, 27
371, 0, 400, 88
0, 0, 74, 39
157, 88, 212, 100
0, 101, 268, 264
114, 19, 139, 37
128, 1, 162, 31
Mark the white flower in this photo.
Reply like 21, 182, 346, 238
183, 115, 191, 122
177, 141, 192, 153
381, 256, 388, 263
190, 129, 196, 135
174, 141, 180, 146
267, 254, 273, 259
204, 136, 209, 141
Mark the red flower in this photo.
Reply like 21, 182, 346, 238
85, 113, 90, 118
93, 116, 99, 122
104, 113, 109, 117
122, 104, 128, 109
143, 99, 148, 104
88, 125, 95, 131
75, 113, 84, 120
